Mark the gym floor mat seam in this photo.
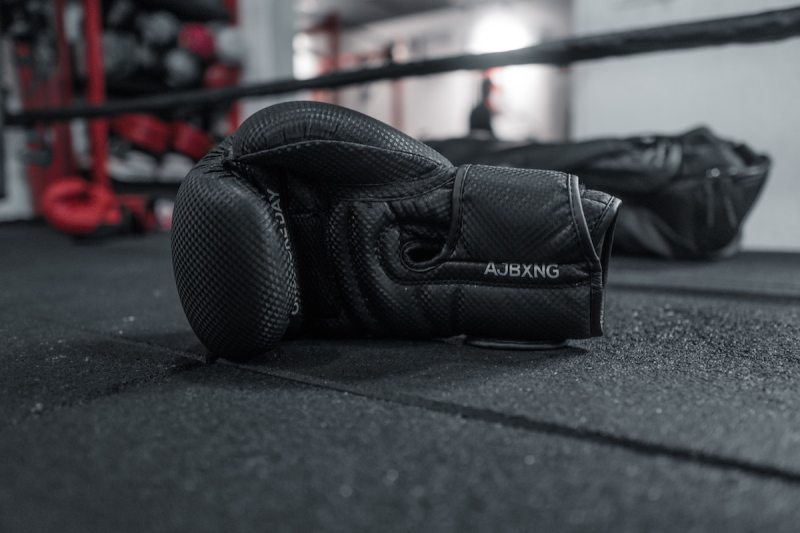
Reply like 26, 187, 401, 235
8, 273, 800, 485
11, 304, 800, 485
225, 361, 800, 486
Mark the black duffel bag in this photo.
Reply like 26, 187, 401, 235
428, 127, 770, 259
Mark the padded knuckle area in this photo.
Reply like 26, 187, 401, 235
171, 147, 295, 357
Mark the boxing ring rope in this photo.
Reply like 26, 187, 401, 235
6, 5, 800, 125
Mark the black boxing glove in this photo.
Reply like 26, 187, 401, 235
172, 101, 621, 358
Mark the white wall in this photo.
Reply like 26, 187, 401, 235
239, 0, 296, 120
572, 0, 800, 251
0, 39, 33, 221
0, 130, 32, 221
327, 0, 571, 141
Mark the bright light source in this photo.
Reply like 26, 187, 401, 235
468, 10, 532, 53
293, 33, 319, 79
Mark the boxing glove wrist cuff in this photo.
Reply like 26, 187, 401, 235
345, 163, 620, 343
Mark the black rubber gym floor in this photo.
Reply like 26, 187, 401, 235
2, 222, 799, 532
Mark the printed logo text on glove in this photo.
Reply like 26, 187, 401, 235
483, 263, 560, 279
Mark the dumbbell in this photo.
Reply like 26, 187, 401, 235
107, 146, 159, 182
204, 62, 239, 88
108, 114, 172, 182
137, 10, 180, 48
103, 32, 138, 82
178, 23, 215, 61
158, 121, 213, 182
158, 153, 194, 183
106, 0, 136, 29
104, 31, 160, 82
172, 121, 212, 160
214, 25, 244, 65
111, 114, 173, 154
164, 47, 203, 88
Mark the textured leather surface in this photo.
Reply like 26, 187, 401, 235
171, 138, 301, 356
428, 127, 769, 259
172, 101, 620, 357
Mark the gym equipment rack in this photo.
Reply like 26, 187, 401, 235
3, 5, 800, 232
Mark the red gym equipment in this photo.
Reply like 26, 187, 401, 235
23, 0, 240, 237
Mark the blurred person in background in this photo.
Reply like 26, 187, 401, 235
469, 75, 496, 138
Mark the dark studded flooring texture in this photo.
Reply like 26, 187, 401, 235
1, 222, 799, 533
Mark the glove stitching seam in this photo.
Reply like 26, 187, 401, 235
456, 165, 471, 259
337, 170, 454, 201
233, 141, 449, 188
567, 175, 596, 333
590, 198, 616, 233
568, 175, 596, 267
